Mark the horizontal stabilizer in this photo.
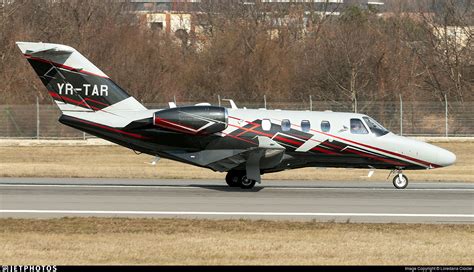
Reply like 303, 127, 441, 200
25, 46, 74, 56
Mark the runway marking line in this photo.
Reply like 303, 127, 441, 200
0, 210, 473, 218
0, 184, 473, 192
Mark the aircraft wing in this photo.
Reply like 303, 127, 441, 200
165, 136, 285, 177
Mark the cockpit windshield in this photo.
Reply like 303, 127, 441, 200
363, 117, 389, 137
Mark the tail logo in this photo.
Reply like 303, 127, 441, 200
57, 83, 109, 96
16, 41, 148, 112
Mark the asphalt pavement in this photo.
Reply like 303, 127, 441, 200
0, 178, 472, 223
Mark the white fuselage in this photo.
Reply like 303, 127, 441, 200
220, 108, 456, 170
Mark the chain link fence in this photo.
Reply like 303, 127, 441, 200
1, 98, 473, 139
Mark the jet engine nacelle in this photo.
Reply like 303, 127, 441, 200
153, 106, 228, 135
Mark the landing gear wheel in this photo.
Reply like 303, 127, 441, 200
239, 175, 256, 189
392, 174, 408, 189
225, 171, 257, 189
225, 171, 241, 187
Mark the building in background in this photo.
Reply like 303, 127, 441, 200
433, 25, 473, 48
129, 0, 352, 36
129, 0, 198, 35
129, 0, 200, 13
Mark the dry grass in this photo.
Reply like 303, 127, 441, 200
0, 217, 472, 265
0, 142, 472, 182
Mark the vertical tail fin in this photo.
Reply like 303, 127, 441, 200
16, 42, 146, 112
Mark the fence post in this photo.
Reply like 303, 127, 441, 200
445, 94, 448, 137
264, 95, 267, 109
217, 94, 221, 106
36, 96, 40, 139
309, 95, 313, 111
399, 94, 403, 136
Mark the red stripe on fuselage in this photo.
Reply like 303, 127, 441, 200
228, 116, 261, 127
154, 117, 199, 135
85, 98, 109, 107
228, 115, 438, 168
311, 146, 339, 155
273, 135, 304, 147
236, 124, 260, 137
155, 117, 258, 144
342, 147, 408, 167
229, 123, 323, 151
228, 123, 274, 138
320, 141, 345, 151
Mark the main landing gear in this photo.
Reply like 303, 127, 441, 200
389, 169, 409, 189
225, 170, 257, 189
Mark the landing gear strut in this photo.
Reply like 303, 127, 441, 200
225, 170, 257, 189
389, 170, 408, 189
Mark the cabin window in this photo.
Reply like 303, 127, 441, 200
262, 119, 272, 131
281, 119, 291, 131
301, 120, 310, 132
321, 121, 330, 132
350, 119, 369, 134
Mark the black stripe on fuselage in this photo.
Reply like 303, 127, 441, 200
226, 119, 425, 169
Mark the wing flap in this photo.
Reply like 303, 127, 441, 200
165, 136, 286, 172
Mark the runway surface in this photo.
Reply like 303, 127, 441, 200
0, 178, 473, 223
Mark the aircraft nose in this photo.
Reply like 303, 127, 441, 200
437, 149, 456, 167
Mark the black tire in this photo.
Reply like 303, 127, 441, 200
225, 171, 241, 187
239, 175, 256, 189
392, 174, 408, 189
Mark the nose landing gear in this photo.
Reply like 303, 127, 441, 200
389, 170, 409, 189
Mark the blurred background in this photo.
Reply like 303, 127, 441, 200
0, 0, 472, 138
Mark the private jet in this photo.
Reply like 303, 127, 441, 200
17, 42, 456, 189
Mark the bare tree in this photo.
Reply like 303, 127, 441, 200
0, 0, 471, 109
